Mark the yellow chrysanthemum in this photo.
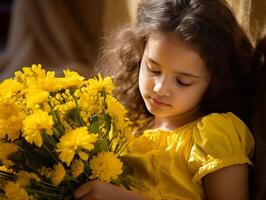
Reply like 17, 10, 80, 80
78, 151, 89, 161
51, 163, 66, 186
0, 115, 24, 141
25, 88, 49, 109
0, 78, 23, 98
0, 96, 21, 119
16, 171, 40, 188
15, 64, 45, 87
77, 91, 104, 117
57, 127, 98, 166
71, 159, 84, 178
4, 182, 29, 200
0, 96, 24, 140
75, 75, 114, 117
90, 152, 123, 183
59, 69, 85, 88
106, 95, 128, 130
76, 86, 102, 112
0, 166, 12, 173
86, 74, 114, 95
40, 73, 63, 92
23, 64, 46, 77
22, 110, 54, 147
15, 64, 63, 92
55, 101, 76, 115
0, 143, 18, 161
79, 110, 90, 124
0, 166, 14, 180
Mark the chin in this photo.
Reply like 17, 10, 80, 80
146, 105, 170, 117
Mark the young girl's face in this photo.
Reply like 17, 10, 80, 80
139, 32, 210, 120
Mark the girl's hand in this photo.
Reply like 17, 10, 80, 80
73, 180, 146, 200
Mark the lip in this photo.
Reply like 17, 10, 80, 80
149, 97, 170, 107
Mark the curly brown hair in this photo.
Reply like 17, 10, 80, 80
96, 0, 264, 127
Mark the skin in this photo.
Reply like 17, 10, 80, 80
138, 32, 210, 130
73, 32, 249, 199
204, 165, 249, 200
73, 180, 146, 200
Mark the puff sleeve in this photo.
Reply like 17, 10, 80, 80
188, 112, 254, 183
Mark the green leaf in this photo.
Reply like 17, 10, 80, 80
89, 115, 99, 133
104, 114, 112, 134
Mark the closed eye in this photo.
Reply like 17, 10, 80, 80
145, 61, 160, 74
148, 67, 160, 74
176, 79, 192, 87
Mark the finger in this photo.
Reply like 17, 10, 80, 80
73, 181, 94, 199
80, 192, 96, 200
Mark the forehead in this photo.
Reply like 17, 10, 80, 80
145, 32, 208, 77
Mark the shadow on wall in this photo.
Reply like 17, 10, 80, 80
0, 0, 134, 80
226, 0, 266, 46
250, 37, 266, 200
102, 0, 131, 33
0, 0, 13, 52
249, 0, 266, 42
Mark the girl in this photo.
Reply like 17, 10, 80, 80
74, 0, 265, 199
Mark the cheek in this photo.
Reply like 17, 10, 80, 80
138, 70, 146, 96
190, 86, 208, 104
138, 67, 153, 93
173, 86, 207, 107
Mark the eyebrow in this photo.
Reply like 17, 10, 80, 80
146, 56, 201, 78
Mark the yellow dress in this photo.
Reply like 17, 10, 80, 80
123, 112, 254, 200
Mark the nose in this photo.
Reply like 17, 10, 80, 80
153, 77, 171, 96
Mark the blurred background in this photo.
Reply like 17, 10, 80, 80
0, 0, 12, 55
0, 0, 141, 80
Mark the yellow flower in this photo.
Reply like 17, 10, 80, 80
4, 182, 29, 200
0, 96, 20, 119
106, 95, 128, 130
71, 159, 84, 178
77, 91, 104, 117
86, 74, 114, 95
59, 69, 85, 88
51, 90, 76, 119
23, 64, 46, 77
15, 64, 63, 92
0, 96, 24, 140
90, 152, 123, 183
78, 151, 89, 161
0, 166, 13, 173
25, 88, 49, 109
75, 75, 114, 117
57, 127, 98, 166
0, 115, 24, 141
22, 110, 54, 147
51, 163, 66, 186
0, 143, 18, 161
0, 166, 8, 171
39, 71, 63, 92
0, 78, 23, 98
16, 171, 40, 187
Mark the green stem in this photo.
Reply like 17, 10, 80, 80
42, 142, 58, 164
26, 188, 60, 198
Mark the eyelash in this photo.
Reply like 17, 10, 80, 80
146, 64, 192, 87
145, 63, 159, 74
176, 80, 192, 87
148, 68, 160, 74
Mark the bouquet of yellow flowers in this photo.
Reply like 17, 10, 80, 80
0, 64, 131, 199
